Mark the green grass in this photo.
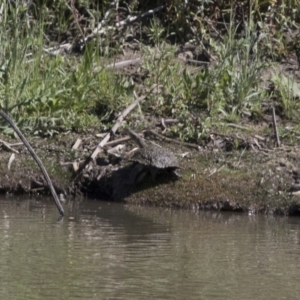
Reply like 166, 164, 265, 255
0, 1, 299, 142
0, 2, 134, 135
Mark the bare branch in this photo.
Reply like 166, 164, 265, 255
271, 106, 280, 147
72, 94, 145, 181
0, 112, 65, 216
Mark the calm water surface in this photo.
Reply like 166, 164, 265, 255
0, 197, 300, 299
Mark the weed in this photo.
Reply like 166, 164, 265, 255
271, 72, 300, 120
0, 1, 298, 142
139, 13, 268, 141
0, 3, 134, 135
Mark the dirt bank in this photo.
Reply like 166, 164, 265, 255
1, 128, 300, 216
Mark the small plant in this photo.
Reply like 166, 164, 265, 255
0, 0, 298, 142
271, 72, 300, 120
0, 3, 135, 135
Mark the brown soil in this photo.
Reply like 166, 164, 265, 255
2, 117, 300, 216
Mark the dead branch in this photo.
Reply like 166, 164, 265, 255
105, 58, 141, 70
7, 153, 15, 170
210, 130, 270, 152
105, 136, 131, 147
227, 123, 250, 130
146, 130, 200, 150
44, 5, 164, 55
0, 138, 19, 153
84, 5, 165, 44
155, 118, 179, 128
0, 111, 65, 216
271, 106, 280, 147
93, 57, 141, 73
72, 94, 145, 181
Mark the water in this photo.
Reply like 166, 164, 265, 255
0, 197, 300, 299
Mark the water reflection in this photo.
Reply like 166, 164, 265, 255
0, 197, 300, 299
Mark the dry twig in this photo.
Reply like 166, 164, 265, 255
146, 129, 200, 150
0, 138, 19, 153
72, 94, 145, 181
271, 106, 280, 147
44, 6, 164, 55
0, 111, 65, 216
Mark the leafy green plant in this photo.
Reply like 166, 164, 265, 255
271, 72, 300, 120
0, 0, 299, 142
0, 3, 135, 135
138, 8, 271, 141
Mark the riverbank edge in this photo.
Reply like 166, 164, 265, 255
0, 133, 300, 216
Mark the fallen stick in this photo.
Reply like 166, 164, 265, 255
146, 130, 200, 150
93, 58, 141, 73
72, 94, 145, 180
271, 106, 280, 147
43, 6, 164, 55
227, 123, 250, 130
156, 118, 179, 127
104, 136, 131, 147
92, 95, 146, 160
0, 138, 19, 153
83, 5, 165, 45
104, 58, 141, 70
0, 112, 65, 216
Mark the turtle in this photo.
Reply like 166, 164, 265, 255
126, 129, 180, 183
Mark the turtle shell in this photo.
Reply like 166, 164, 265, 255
130, 143, 179, 170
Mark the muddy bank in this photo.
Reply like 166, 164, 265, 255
1, 130, 300, 216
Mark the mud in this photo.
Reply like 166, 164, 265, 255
1, 127, 300, 216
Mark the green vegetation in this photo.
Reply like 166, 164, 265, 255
0, 0, 299, 142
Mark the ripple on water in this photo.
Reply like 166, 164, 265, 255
0, 197, 300, 300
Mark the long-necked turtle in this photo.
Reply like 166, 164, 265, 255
126, 129, 180, 183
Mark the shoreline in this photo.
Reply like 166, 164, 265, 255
1, 131, 300, 216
